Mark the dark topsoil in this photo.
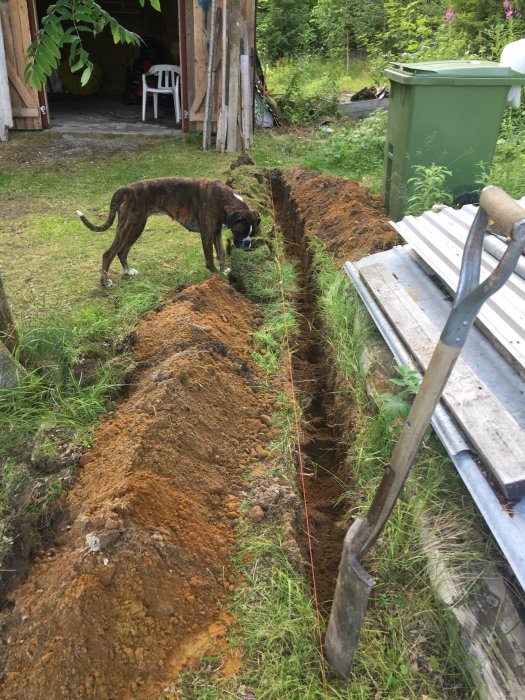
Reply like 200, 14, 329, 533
0, 166, 396, 699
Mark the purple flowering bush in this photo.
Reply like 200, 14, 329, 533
503, 0, 523, 20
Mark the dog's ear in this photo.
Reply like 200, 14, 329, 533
225, 210, 243, 228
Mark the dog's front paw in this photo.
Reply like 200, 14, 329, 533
124, 268, 139, 277
101, 278, 113, 288
221, 267, 231, 276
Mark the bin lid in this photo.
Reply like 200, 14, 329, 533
385, 60, 525, 85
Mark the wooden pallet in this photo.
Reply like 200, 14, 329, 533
359, 262, 525, 499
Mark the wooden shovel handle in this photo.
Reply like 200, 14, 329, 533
362, 341, 462, 556
480, 185, 525, 236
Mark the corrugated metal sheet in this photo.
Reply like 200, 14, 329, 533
391, 200, 525, 378
345, 259, 525, 591
347, 199, 525, 589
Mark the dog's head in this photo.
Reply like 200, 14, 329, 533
225, 209, 261, 250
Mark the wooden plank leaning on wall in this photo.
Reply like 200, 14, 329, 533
189, 0, 254, 151
0, 11, 14, 140
0, 0, 42, 130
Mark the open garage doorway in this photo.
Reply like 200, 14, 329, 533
34, 0, 183, 134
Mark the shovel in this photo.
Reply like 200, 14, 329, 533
325, 185, 525, 677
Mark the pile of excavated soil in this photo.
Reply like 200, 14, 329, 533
0, 276, 274, 700
279, 166, 398, 262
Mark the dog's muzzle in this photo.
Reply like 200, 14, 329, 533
240, 236, 252, 250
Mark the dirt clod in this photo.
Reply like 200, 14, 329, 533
248, 505, 265, 522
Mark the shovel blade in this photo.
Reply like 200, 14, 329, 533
325, 518, 375, 677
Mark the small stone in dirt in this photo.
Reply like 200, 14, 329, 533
97, 528, 122, 550
129, 601, 145, 617
251, 481, 299, 515
259, 414, 272, 427
248, 505, 265, 522
85, 533, 101, 552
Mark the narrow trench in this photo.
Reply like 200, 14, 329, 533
269, 171, 349, 614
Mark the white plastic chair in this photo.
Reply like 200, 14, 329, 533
142, 64, 181, 122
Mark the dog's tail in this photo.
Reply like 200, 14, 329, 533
76, 190, 125, 232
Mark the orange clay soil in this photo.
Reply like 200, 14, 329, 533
279, 166, 398, 263
0, 276, 274, 700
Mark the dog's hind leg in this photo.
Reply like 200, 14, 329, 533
117, 216, 147, 278
213, 230, 229, 275
100, 215, 144, 287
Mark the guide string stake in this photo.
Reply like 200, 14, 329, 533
269, 176, 330, 698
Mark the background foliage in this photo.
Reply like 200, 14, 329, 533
256, 0, 525, 63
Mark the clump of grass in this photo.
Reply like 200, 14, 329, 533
264, 55, 340, 126
311, 238, 372, 408
268, 390, 297, 469
230, 522, 323, 693
230, 240, 299, 382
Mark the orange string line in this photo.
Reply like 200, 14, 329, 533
268, 177, 330, 698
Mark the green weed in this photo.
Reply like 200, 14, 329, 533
405, 164, 453, 215
379, 364, 421, 427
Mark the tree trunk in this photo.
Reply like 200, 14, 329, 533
0, 273, 21, 355
0, 338, 26, 388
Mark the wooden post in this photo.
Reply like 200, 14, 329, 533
226, 0, 241, 152
240, 54, 251, 149
0, 339, 26, 388
240, 20, 252, 149
216, 0, 228, 152
0, 12, 13, 141
202, 0, 218, 150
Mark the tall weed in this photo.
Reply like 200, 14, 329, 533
405, 164, 453, 215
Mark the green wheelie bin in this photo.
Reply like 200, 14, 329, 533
383, 60, 525, 220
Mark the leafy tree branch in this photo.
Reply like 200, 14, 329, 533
25, 0, 161, 90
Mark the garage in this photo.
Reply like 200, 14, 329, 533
0, 0, 256, 142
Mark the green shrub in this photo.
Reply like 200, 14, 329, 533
277, 57, 340, 125
305, 110, 387, 180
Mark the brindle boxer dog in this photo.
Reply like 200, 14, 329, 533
76, 177, 261, 287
